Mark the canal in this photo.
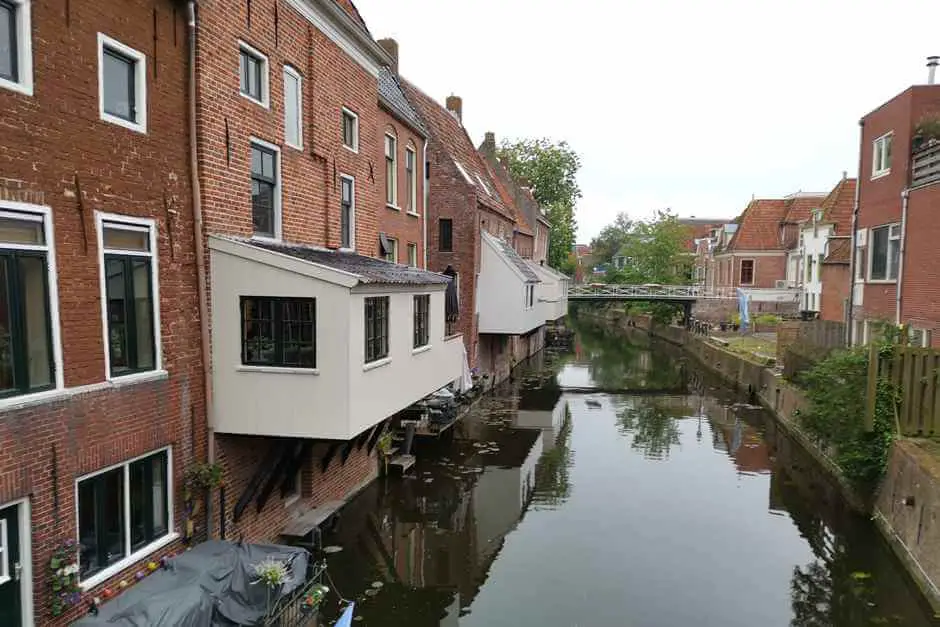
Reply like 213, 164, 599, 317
320, 318, 939, 626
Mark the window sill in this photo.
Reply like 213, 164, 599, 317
0, 77, 33, 97
239, 92, 270, 110
412, 345, 432, 355
285, 141, 304, 152
386, 204, 402, 212
108, 369, 169, 388
866, 279, 897, 284
251, 234, 282, 245
100, 112, 147, 135
80, 532, 180, 591
870, 170, 891, 181
0, 371, 169, 413
343, 144, 359, 155
237, 365, 320, 376
363, 357, 391, 372
406, 211, 420, 218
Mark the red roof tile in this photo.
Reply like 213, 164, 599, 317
780, 194, 827, 249
401, 80, 515, 223
726, 199, 788, 251
819, 177, 857, 234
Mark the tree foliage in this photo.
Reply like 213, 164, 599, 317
590, 212, 632, 266
597, 209, 693, 285
497, 138, 581, 269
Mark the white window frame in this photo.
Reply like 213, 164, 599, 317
867, 223, 900, 282
282, 65, 303, 150
872, 132, 893, 179
405, 146, 418, 215
384, 236, 398, 263
339, 174, 356, 251
385, 133, 398, 209
0, 0, 32, 96
341, 107, 359, 153
249, 137, 282, 242
97, 33, 148, 134
75, 446, 175, 591
739, 258, 755, 285
95, 212, 163, 382
0, 202, 65, 407
238, 40, 269, 108
407, 242, 417, 267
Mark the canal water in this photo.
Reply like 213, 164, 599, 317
320, 319, 939, 626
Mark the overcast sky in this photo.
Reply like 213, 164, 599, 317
354, 0, 937, 242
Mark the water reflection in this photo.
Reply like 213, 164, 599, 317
318, 320, 938, 627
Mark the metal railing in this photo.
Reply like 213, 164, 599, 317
568, 284, 739, 300
263, 560, 328, 627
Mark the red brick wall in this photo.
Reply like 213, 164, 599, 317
714, 254, 786, 289
820, 263, 850, 323
901, 183, 940, 345
377, 107, 424, 266
0, 1, 205, 623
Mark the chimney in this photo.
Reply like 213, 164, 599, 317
377, 38, 399, 74
929, 56, 940, 85
482, 131, 496, 154
446, 95, 463, 122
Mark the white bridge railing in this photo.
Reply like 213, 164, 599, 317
568, 284, 739, 300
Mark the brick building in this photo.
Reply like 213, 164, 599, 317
713, 199, 790, 289
0, 0, 206, 624
851, 79, 940, 346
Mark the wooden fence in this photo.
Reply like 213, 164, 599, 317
866, 344, 940, 436
781, 320, 846, 381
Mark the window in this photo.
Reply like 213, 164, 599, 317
341, 108, 358, 152
241, 297, 316, 368
869, 224, 900, 281
804, 255, 812, 283
98, 34, 147, 133
524, 285, 535, 309
405, 147, 417, 213
99, 218, 158, 377
364, 296, 389, 363
239, 41, 268, 106
340, 175, 355, 249
385, 134, 397, 206
413, 295, 429, 349
739, 259, 754, 285
816, 254, 823, 282
439, 218, 453, 252
283, 66, 302, 149
0, 0, 31, 95
872, 133, 893, 177
381, 236, 398, 263
251, 141, 279, 239
0, 209, 55, 398
78, 449, 170, 581
407, 243, 418, 267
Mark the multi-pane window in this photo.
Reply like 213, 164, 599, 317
869, 224, 901, 281
382, 237, 398, 263
340, 176, 355, 249
0, 210, 54, 398
342, 108, 359, 152
239, 42, 267, 105
364, 296, 389, 363
283, 66, 302, 149
872, 133, 893, 177
405, 147, 417, 213
439, 218, 453, 252
241, 297, 316, 368
98, 34, 146, 132
739, 259, 754, 285
0, 0, 19, 82
385, 134, 397, 206
407, 243, 417, 267
101, 220, 157, 377
413, 295, 430, 349
78, 449, 170, 580
251, 142, 278, 238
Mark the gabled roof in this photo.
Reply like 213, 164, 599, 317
479, 156, 533, 236
818, 177, 857, 232
378, 68, 428, 137
400, 80, 515, 222
332, 0, 371, 34
482, 231, 540, 283
237, 238, 450, 285
782, 193, 827, 224
824, 236, 851, 264
726, 199, 788, 251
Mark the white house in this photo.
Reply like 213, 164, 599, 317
476, 231, 544, 335
527, 260, 569, 323
208, 236, 464, 440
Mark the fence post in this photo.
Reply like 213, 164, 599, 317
864, 342, 879, 431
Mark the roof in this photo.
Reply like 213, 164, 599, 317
378, 68, 428, 136
818, 177, 857, 232
400, 79, 515, 222
482, 231, 540, 283
726, 199, 789, 251
682, 221, 724, 251
780, 194, 827, 248
480, 156, 534, 236
824, 236, 852, 264
332, 0, 371, 34
246, 239, 450, 285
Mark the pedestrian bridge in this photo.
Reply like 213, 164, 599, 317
568, 284, 737, 301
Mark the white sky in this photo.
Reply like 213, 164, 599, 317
354, 0, 937, 242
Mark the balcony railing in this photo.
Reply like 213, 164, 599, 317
912, 140, 940, 188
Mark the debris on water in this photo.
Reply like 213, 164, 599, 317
851, 571, 873, 580
322, 545, 343, 554
364, 588, 379, 597
424, 478, 434, 483
371, 581, 384, 589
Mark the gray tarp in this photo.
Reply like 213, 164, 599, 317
72, 541, 309, 627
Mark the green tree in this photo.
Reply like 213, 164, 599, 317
590, 211, 632, 266
497, 138, 581, 269
613, 209, 692, 285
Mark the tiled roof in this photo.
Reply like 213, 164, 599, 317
378, 68, 427, 136
483, 231, 540, 282
400, 79, 515, 222
332, 0, 371, 34
682, 221, 725, 251
819, 177, 857, 233
824, 236, 851, 264
726, 199, 789, 251
780, 194, 827, 249
246, 239, 450, 285
480, 157, 533, 236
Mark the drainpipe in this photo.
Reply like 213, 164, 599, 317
896, 188, 909, 325
422, 138, 429, 269
846, 118, 864, 344
187, 1, 216, 532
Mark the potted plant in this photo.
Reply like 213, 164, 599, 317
182, 462, 223, 540
913, 116, 940, 152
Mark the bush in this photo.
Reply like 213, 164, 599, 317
753, 313, 781, 327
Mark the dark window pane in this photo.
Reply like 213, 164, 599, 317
106, 255, 155, 376
106, 258, 129, 371
129, 458, 147, 550
0, 257, 13, 393
130, 452, 168, 551
870, 227, 888, 280
439, 219, 453, 252
0, 216, 41, 245
240, 51, 262, 100
19, 256, 52, 388
132, 259, 155, 370
0, 1, 17, 82
251, 145, 277, 238
365, 296, 389, 363
79, 469, 125, 577
241, 297, 316, 368
341, 178, 353, 248
413, 295, 429, 348
103, 48, 136, 122
77, 480, 98, 576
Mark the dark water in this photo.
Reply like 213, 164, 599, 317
320, 319, 939, 626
